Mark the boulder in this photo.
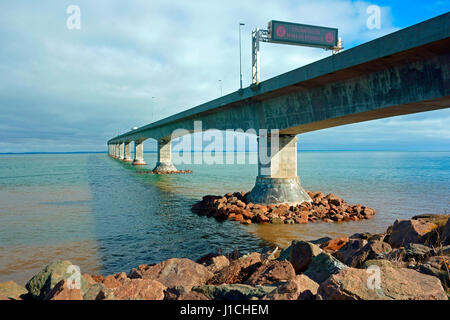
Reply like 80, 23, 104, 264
363, 259, 393, 268
44, 280, 84, 300
130, 258, 213, 289
388, 219, 438, 248
321, 237, 349, 253
112, 279, 166, 300
404, 243, 432, 262
443, 218, 450, 245
317, 267, 447, 300
333, 239, 367, 266
83, 283, 105, 300
0, 281, 28, 300
164, 286, 210, 300
206, 256, 230, 273
304, 252, 348, 284
244, 261, 296, 285
208, 252, 262, 285
262, 274, 319, 300
261, 280, 301, 300
26, 260, 88, 300
279, 240, 322, 273
192, 284, 276, 300
417, 256, 450, 290
349, 240, 392, 267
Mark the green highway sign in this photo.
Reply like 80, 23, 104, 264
268, 20, 338, 49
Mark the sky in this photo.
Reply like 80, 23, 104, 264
0, 0, 449, 153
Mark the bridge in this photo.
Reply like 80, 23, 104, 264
107, 13, 450, 205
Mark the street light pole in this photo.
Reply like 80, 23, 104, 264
239, 22, 245, 90
218, 80, 222, 96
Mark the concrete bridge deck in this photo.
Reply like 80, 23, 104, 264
107, 13, 450, 205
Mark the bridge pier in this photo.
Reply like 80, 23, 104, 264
247, 134, 312, 205
123, 142, 133, 162
132, 141, 146, 166
113, 144, 119, 158
153, 138, 177, 172
118, 142, 125, 160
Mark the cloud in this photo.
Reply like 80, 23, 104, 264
0, 0, 447, 152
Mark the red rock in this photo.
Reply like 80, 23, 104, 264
321, 237, 349, 253
234, 214, 244, 222
103, 275, 122, 289
44, 280, 83, 300
132, 258, 213, 289
245, 260, 296, 285
241, 210, 253, 219
113, 279, 165, 300
206, 256, 230, 273
317, 267, 447, 300
90, 274, 103, 283
241, 219, 252, 225
208, 252, 262, 285
388, 219, 438, 248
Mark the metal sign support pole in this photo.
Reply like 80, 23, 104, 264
252, 28, 260, 85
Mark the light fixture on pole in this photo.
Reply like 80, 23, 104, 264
239, 22, 245, 90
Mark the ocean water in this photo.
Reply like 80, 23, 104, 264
0, 151, 449, 284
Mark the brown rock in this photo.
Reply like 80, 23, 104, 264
295, 274, 319, 299
135, 258, 213, 289
44, 280, 83, 300
284, 240, 323, 274
206, 256, 230, 273
261, 274, 319, 300
317, 267, 447, 300
208, 252, 262, 285
321, 237, 349, 253
388, 219, 438, 248
349, 240, 392, 267
0, 281, 28, 299
333, 239, 368, 266
443, 218, 450, 245
113, 279, 165, 300
245, 260, 296, 285
103, 275, 122, 289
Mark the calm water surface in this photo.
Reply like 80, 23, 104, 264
0, 152, 448, 284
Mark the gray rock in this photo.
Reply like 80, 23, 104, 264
25, 260, 88, 300
404, 243, 432, 262
284, 240, 323, 274
192, 284, 276, 300
304, 252, 348, 284
333, 239, 367, 266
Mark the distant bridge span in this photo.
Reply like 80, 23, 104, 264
108, 13, 450, 205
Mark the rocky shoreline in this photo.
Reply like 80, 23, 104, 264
1, 214, 449, 300
192, 190, 376, 224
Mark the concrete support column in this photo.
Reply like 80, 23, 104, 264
113, 144, 118, 158
132, 140, 146, 165
153, 138, 177, 172
123, 141, 132, 162
247, 133, 311, 205
118, 142, 125, 160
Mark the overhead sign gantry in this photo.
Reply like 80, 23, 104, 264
252, 20, 343, 85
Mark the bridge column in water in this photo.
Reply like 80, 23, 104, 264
113, 144, 118, 158
153, 138, 177, 172
123, 141, 133, 162
132, 140, 146, 166
247, 134, 312, 205
118, 142, 125, 160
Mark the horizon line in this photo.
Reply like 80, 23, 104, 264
1, 150, 450, 155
